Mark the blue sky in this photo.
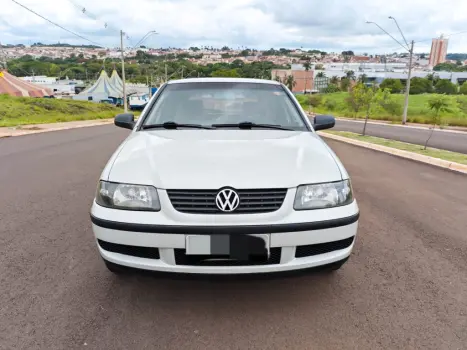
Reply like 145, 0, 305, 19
1, 0, 467, 53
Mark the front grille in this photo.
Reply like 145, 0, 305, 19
295, 236, 355, 258
174, 248, 282, 266
98, 239, 160, 259
166, 188, 287, 214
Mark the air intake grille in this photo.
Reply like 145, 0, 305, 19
166, 188, 287, 214
98, 240, 160, 260
295, 237, 355, 258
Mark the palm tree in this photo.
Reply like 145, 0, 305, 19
274, 75, 282, 82
303, 60, 312, 93
346, 70, 356, 80
284, 75, 296, 91
330, 76, 339, 84
316, 72, 326, 78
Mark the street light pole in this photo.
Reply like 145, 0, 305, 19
402, 40, 414, 125
120, 30, 127, 113
366, 19, 413, 125
119, 30, 158, 113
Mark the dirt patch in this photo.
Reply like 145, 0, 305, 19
19, 126, 43, 131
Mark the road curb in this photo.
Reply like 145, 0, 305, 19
0, 119, 114, 138
318, 131, 467, 175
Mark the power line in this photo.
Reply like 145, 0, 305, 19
65, 0, 131, 45
66, 0, 120, 35
10, 0, 104, 47
387, 29, 467, 53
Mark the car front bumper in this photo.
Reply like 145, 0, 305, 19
90, 199, 359, 275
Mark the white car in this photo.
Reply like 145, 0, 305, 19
90, 78, 359, 275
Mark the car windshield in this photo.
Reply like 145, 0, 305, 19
141, 82, 308, 130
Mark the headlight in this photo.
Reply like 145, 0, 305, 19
294, 180, 353, 210
95, 181, 161, 211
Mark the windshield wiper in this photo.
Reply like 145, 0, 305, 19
142, 122, 214, 130
212, 122, 294, 131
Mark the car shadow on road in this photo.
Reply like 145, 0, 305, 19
104, 267, 347, 315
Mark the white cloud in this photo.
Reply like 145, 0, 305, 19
1, 0, 467, 53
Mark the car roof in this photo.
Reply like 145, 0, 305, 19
166, 77, 282, 85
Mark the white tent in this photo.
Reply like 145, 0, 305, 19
73, 70, 122, 102
110, 69, 124, 91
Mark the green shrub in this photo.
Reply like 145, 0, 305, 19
435, 80, 458, 95
379, 79, 404, 93
308, 94, 323, 108
459, 83, 467, 95
323, 83, 340, 93
324, 99, 337, 111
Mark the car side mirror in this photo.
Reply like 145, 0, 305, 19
313, 115, 335, 131
114, 113, 135, 130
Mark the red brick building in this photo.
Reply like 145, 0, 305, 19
271, 69, 314, 93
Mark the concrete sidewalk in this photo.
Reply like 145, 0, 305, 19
0, 119, 114, 138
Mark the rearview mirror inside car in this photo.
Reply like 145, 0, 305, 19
115, 113, 135, 130
313, 115, 335, 131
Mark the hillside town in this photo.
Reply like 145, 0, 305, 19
1, 38, 462, 69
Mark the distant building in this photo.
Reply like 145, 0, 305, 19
429, 35, 449, 67
271, 69, 314, 93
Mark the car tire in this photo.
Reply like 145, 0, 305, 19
103, 260, 128, 275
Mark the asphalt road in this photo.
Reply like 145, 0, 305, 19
1, 126, 467, 350
334, 119, 467, 154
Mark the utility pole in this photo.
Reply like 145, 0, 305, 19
120, 30, 127, 113
402, 40, 414, 125
367, 18, 413, 125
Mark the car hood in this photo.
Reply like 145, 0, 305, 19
107, 130, 343, 189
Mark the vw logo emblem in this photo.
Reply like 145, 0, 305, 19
215, 188, 240, 212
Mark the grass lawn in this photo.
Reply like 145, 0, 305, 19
322, 130, 467, 165
296, 92, 467, 127
0, 94, 124, 127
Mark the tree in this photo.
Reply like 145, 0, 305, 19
274, 75, 282, 82
435, 80, 458, 95
459, 83, 467, 95
379, 78, 404, 93
303, 60, 311, 93
409, 77, 433, 94
330, 76, 339, 84
345, 84, 365, 119
340, 77, 351, 92
284, 75, 296, 91
360, 86, 388, 136
211, 69, 240, 77
221, 46, 230, 51
345, 70, 356, 80
347, 83, 387, 135
315, 64, 324, 70
426, 73, 440, 85
323, 83, 340, 93
425, 96, 451, 149
316, 72, 326, 78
